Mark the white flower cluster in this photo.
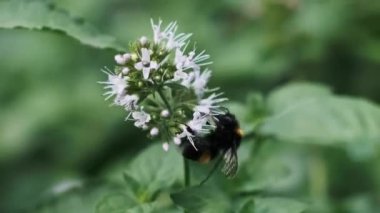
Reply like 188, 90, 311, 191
100, 19, 227, 151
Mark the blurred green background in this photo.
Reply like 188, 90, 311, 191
0, 0, 379, 212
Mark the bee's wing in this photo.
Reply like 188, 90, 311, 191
221, 141, 238, 178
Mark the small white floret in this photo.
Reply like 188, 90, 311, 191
116, 94, 139, 110
192, 69, 211, 97
187, 112, 209, 134
194, 93, 227, 115
132, 110, 151, 128
134, 48, 159, 79
99, 71, 128, 100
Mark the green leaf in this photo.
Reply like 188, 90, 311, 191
237, 199, 255, 213
97, 144, 182, 212
238, 197, 307, 213
237, 142, 305, 193
261, 83, 380, 145
126, 143, 182, 201
265, 83, 332, 112
34, 181, 126, 213
96, 193, 157, 213
227, 93, 268, 136
0, 1, 125, 51
96, 193, 136, 213
170, 186, 230, 213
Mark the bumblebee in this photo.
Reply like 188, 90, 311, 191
180, 112, 243, 178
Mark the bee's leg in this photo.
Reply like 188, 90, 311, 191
199, 155, 224, 186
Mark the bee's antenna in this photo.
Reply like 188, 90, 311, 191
199, 155, 224, 186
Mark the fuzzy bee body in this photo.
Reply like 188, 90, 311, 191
180, 113, 243, 178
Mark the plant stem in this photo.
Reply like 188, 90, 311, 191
309, 146, 328, 212
184, 158, 190, 187
156, 85, 191, 188
156, 86, 172, 114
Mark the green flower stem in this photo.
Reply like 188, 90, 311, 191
309, 147, 328, 203
156, 86, 172, 114
155, 85, 191, 188
184, 158, 190, 187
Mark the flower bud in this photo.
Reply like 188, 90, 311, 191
160, 109, 170, 117
173, 137, 181, 145
122, 67, 130, 75
123, 53, 131, 62
137, 81, 144, 88
131, 53, 138, 61
114, 54, 126, 65
162, 142, 169, 151
139, 36, 148, 45
176, 109, 184, 116
150, 127, 159, 136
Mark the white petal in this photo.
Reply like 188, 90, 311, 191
122, 53, 131, 61
194, 105, 210, 114
151, 19, 163, 43
115, 54, 126, 65
150, 61, 158, 69
175, 70, 188, 79
142, 68, 150, 79
132, 110, 151, 128
141, 48, 150, 62
135, 62, 143, 70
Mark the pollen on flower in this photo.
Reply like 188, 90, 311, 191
101, 19, 227, 152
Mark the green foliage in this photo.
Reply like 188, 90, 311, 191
238, 197, 307, 213
1, 0, 380, 212
261, 83, 380, 145
237, 142, 305, 193
171, 186, 230, 213
123, 143, 182, 201
33, 181, 126, 213
96, 193, 157, 213
0, 0, 125, 51
97, 144, 182, 212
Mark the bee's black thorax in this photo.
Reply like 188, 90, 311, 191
209, 113, 241, 151
180, 113, 242, 163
